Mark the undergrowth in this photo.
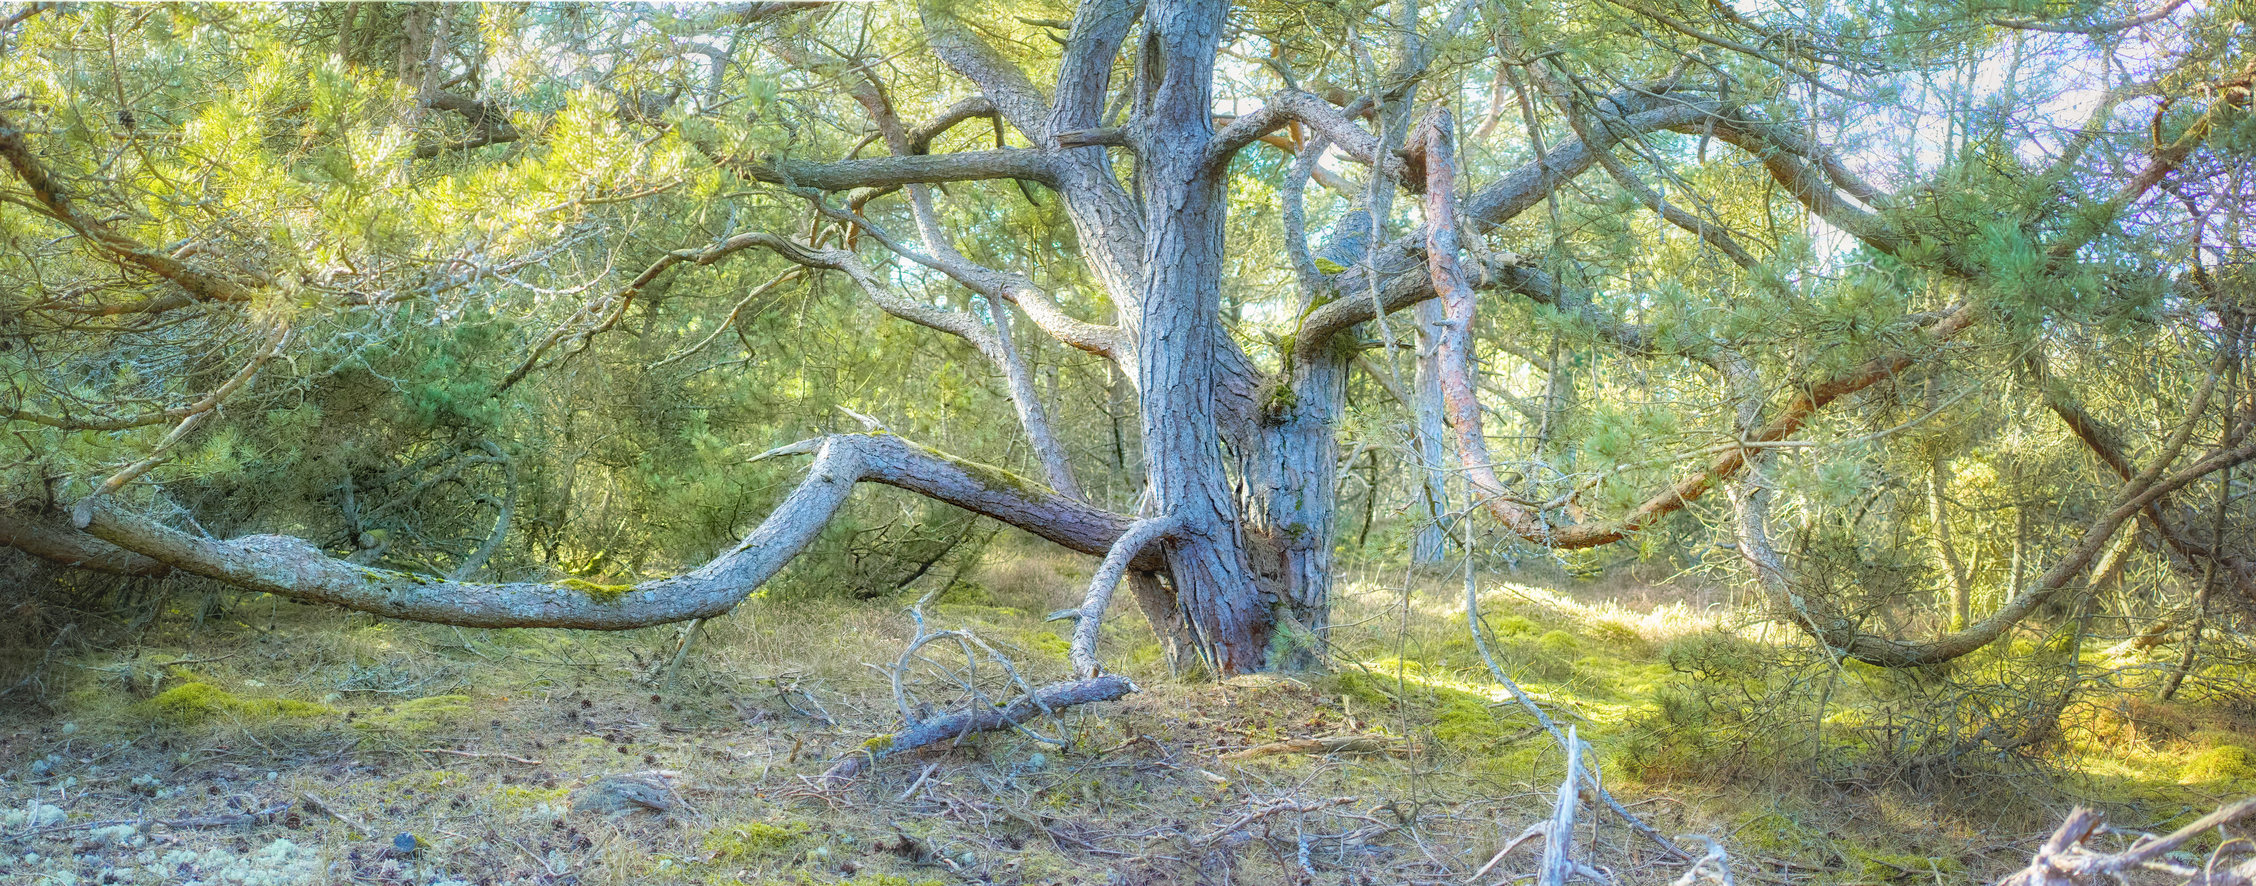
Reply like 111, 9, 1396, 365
1, 539, 2249, 885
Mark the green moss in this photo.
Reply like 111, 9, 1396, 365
143, 682, 333, 725
911, 439, 1049, 497
1491, 615, 1540, 637
353, 694, 475, 737
1850, 849, 1963, 882
705, 820, 806, 861
1263, 382, 1299, 418
2180, 741, 2256, 784
1431, 696, 1505, 751
559, 578, 632, 603
1536, 630, 1580, 656
1021, 629, 1070, 657
495, 784, 570, 812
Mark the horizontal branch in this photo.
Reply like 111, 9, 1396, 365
57, 433, 1150, 629
0, 509, 170, 577
729, 149, 1056, 191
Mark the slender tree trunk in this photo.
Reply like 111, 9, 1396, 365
1929, 455, 1972, 630
1411, 300, 1452, 567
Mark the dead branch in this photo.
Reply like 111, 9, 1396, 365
1218, 734, 1401, 762
822, 674, 1135, 783
2001, 799, 2256, 886
1538, 727, 1580, 886
1068, 515, 1178, 677
1190, 796, 1353, 849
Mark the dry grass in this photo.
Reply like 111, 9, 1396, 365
1, 541, 2247, 885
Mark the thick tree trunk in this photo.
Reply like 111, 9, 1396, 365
1246, 348, 1348, 670
1134, 0, 1267, 674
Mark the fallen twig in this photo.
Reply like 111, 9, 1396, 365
298, 792, 372, 837
2001, 798, 2256, 886
417, 748, 544, 765
1190, 796, 1353, 849
1218, 734, 1400, 762
823, 675, 1135, 783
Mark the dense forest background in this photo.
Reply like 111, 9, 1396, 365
2, 1, 2253, 884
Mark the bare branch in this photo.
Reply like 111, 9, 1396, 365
728, 149, 1057, 192
1068, 515, 1179, 677
63, 433, 1153, 629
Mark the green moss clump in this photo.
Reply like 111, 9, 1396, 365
1430, 696, 1506, 751
144, 682, 333, 725
1021, 630, 1070, 657
1536, 630, 1580, 656
1263, 383, 1299, 418
2180, 741, 2256, 784
704, 820, 806, 861
1491, 615, 1540, 636
353, 694, 475, 737
560, 578, 632, 603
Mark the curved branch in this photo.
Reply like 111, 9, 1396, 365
64, 433, 1152, 629
1068, 515, 1179, 677
1737, 428, 2256, 667
1735, 356, 2256, 666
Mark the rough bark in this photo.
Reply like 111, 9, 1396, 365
62, 433, 1151, 629
1246, 346, 1348, 668
0, 508, 171, 578
1131, 0, 1268, 674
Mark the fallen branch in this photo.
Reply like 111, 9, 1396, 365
2002, 798, 2256, 886
298, 792, 372, 837
417, 748, 544, 765
822, 675, 1136, 783
1190, 796, 1354, 848
1465, 561, 1690, 862
1538, 728, 1580, 886
1218, 734, 1401, 762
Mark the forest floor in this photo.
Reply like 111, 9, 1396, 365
4, 543, 2254, 886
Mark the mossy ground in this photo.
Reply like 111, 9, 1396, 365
3, 541, 2248, 885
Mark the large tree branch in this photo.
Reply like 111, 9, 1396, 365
0, 110, 258, 308
55, 433, 1151, 629
916, 0, 1053, 142
2042, 373, 2256, 607
1734, 351, 2254, 667
0, 508, 171, 578
730, 149, 1057, 192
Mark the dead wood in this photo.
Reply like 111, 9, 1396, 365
1218, 734, 1401, 761
821, 675, 1135, 783
2002, 799, 2256, 886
